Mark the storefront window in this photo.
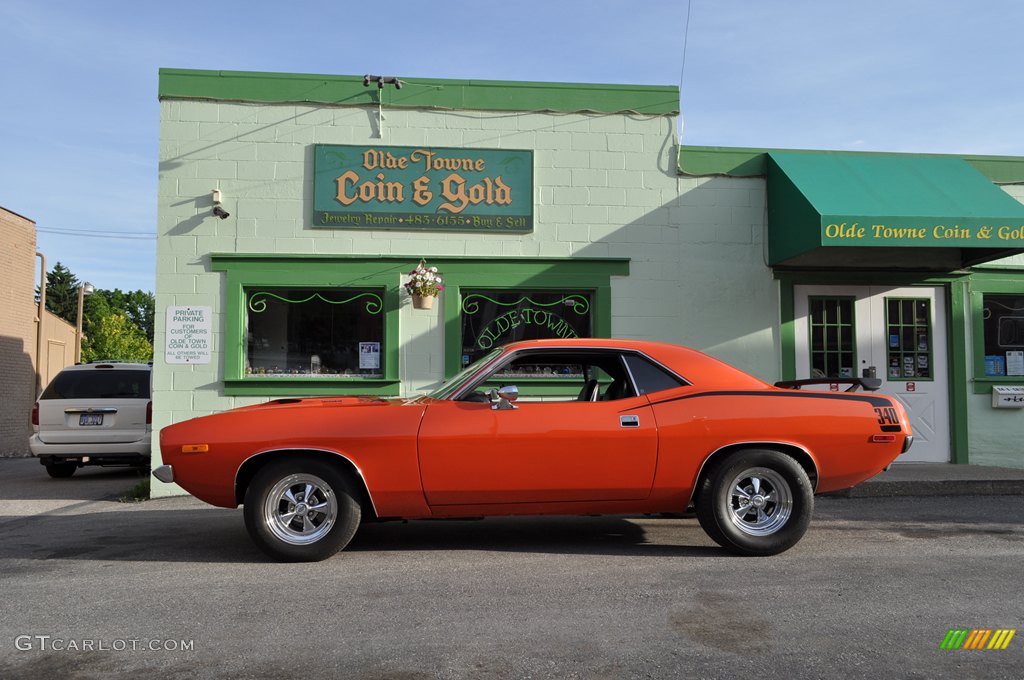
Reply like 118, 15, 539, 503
885, 298, 933, 380
981, 294, 1024, 377
245, 287, 384, 378
460, 290, 593, 370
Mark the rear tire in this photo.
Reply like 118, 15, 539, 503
45, 462, 77, 478
696, 449, 813, 556
243, 457, 361, 562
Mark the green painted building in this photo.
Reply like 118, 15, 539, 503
153, 68, 1024, 497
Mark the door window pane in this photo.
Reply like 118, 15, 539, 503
808, 297, 856, 378
885, 297, 932, 380
245, 288, 384, 378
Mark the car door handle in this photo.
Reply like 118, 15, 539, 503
619, 415, 640, 428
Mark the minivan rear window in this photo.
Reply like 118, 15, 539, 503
40, 370, 151, 400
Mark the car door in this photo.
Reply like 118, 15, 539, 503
417, 394, 658, 506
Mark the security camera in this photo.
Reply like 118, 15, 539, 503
213, 206, 230, 220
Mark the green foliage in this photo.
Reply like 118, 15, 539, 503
118, 476, 151, 503
86, 288, 155, 343
82, 313, 153, 363
41, 262, 156, 358
43, 262, 81, 325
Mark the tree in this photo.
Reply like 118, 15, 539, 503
125, 289, 155, 343
39, 262, 157, 351
85, 288, 155, 343
43, 262, 80, 325
81, 314, 153, 363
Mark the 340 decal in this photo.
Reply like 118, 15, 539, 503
873, 406, 899, 426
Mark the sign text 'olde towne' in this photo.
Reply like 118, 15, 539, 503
823, 222, 1024, 245
313, 145, 533, 231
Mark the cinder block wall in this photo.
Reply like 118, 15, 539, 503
153, 100, 778, 495
0, 208, 38, 456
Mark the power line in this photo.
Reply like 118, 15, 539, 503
37, 227, 156, 241
678, 0, 693, 96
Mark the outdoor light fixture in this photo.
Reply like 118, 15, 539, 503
363, 75, 403, 90
211, 189, 230, 219
363, 75, 403, 139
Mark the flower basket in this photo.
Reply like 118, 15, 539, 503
404, 259, 444, 311
412, 294, 435, 310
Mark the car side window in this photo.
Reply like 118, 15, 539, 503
623, 354, 685, 396
458, 350, 635, 403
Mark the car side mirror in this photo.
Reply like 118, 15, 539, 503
489, 385, 519, 410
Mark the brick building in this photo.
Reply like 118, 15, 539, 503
0, 207, 76, 455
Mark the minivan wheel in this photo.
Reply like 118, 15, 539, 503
45, 462, 77, 478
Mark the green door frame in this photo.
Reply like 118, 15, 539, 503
777, 271, 970, 464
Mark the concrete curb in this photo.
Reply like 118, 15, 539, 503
828, 479, 1024, 498
825, 464, 1024, 498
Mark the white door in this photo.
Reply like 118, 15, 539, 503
794, 285, 949, 463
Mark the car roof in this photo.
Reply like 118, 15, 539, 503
59, 362, 152, 371
499, 338, 769, 389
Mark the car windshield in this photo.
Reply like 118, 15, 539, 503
40, 370, 151, 400
427, 349, 503, 400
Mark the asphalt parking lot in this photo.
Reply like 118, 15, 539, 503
0, 457, 1021, 679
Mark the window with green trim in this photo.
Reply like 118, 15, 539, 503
808, 296, 856, 378
459, 290, 593, 371
981, 294, 1024, 377
245, 287, 385, 379
885, 298, 933, 380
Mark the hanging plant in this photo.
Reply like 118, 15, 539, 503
404, 260, 444, 309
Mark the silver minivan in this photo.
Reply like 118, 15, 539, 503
30, 363, 152, 478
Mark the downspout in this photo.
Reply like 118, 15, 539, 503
35, 251, 46, 396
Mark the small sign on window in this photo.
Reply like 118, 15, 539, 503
359, 342, 381, 370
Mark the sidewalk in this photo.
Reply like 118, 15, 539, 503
832, 463, 1024, 498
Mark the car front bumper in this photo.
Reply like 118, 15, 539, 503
152, 465, 175, 483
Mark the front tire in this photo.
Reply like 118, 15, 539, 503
243, 457, 361, 562
696, 449, 813, 556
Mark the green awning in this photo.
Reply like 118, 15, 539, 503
767, 152, 1024, 269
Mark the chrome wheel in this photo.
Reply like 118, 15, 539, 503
726, 466, 793, 537
263, 473, 338, 546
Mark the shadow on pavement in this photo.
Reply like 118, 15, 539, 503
0, 508, 721, 564
0, 459, 147, 502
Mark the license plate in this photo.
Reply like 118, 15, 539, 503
79, 413, 103, 426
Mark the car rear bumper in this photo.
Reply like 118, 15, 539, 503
29, 435, 150, 457
30, 436, 151, 467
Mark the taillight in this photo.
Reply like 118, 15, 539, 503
31, 402, 39, 426
146, 400, 152, 425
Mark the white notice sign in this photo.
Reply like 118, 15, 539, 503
165, 306, 212, 364
1007, 351, 1024, 377
359, 342, 380, 369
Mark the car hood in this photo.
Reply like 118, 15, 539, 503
229, 395, 431, 413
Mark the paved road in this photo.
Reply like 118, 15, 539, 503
0, 458, 1021, 679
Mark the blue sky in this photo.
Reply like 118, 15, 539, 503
2, 0, 1022, 293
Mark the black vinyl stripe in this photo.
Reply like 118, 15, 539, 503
649, 389, 892, 408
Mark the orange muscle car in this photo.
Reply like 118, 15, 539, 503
156, 339, 912, 561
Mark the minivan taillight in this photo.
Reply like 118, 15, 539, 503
31, 402, 39, 426
146, 400, 152, 425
